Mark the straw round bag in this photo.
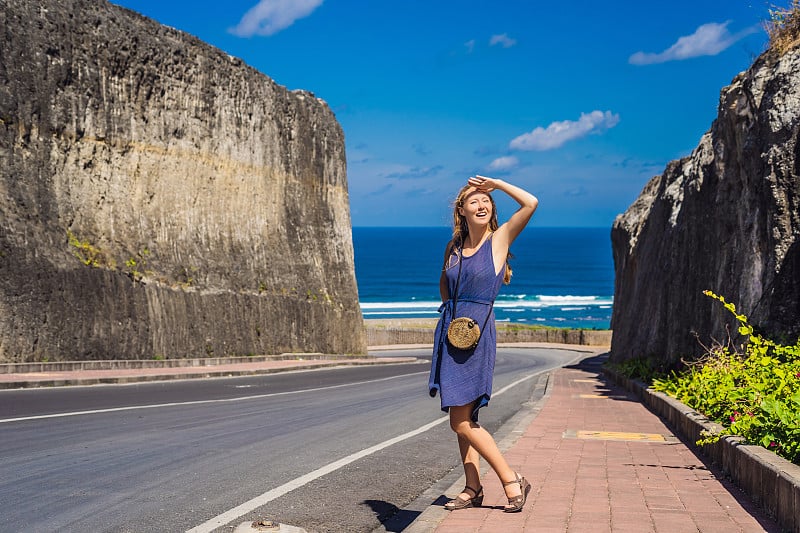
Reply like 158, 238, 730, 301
447, 317, 481, 350
445, 245, 494, 351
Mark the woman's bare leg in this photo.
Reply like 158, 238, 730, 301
456, 434, 481, 498
449, 404, 522, 505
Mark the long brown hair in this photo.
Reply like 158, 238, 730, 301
448, 185, 513, 284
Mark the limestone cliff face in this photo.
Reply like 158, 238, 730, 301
0, 0, 367, 361
611, 45, 800, 365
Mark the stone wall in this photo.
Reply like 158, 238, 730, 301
611, 45, 800, 364
0, 0, 366, 361
364, 320, 612, 348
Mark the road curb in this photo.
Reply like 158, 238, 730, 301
0, 354, 376, 374
0, 358, 420, 389
603, 367, 800, 533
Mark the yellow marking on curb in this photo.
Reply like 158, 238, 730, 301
570, 430, 667, 442
578, 393, 607, 398
573, 379, 597, 383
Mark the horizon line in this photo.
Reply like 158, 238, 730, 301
352, 225, 612, 229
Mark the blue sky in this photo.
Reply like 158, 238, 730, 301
113, 1, 769, 227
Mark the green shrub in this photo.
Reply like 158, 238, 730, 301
652, 290, 800, 464
606, 356, 668, 383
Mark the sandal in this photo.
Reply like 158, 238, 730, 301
502, 472, 531, 513
444, 485, 484, 511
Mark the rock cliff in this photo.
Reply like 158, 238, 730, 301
611, 45, 800, 365
0, 0, 367, 362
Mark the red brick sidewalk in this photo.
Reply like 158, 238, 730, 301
433, 357, 779, 533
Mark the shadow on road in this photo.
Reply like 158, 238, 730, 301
362, 499, 421, 532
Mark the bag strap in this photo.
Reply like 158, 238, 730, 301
478, 299, 495, 335
451, 245, 464, 318
450, 245, 495, 335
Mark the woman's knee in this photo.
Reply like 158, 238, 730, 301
449, 407, 476, 435
450, 418, 468, 434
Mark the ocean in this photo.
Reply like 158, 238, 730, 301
353, 226, 614, 329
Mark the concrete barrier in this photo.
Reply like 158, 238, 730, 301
1, 323, 612, 373
364, 319, 612, 348
0, 354, 368, 374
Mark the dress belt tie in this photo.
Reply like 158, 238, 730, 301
439, 298, 493, 314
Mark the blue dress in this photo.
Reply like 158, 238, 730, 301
428, 235, 503, 422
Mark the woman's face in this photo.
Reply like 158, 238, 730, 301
459, 190, 493, 226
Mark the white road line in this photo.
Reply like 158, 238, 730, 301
0, 372, 428, 424
186, 415, 451, 533
186, 370, 545, 533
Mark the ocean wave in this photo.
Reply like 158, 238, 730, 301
361, 310, 440, 316
360, 301, 441, 310
360, 294, 613, 311
495, 295, 613, 309
531, 295, 612, 303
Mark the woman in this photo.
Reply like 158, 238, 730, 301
428, 175, 538, 513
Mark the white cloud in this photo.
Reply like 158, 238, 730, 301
510, 111, 620, 151
629, 21, 759, 65
488, 156, 519, 170
383, 165, 443, 180
489, 33, 517, 48
229, 0, 324, 37
464, 39, 476, 54
564, 186, 588, 197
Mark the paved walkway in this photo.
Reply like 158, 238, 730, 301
1, 350, 783, 532
429, 354, 780, 533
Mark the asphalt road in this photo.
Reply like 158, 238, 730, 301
0, 346, 587, 532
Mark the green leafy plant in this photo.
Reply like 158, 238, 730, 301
125, 248, 151, 282
606, 356, 667, 383
652, 290, 800, 464
176, 265, 197, 288
67, 230, 114, 268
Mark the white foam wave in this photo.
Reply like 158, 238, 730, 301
360, 301, 441, 310
362, 310, 439, 316
360, 295, 613, 312
534, 295, 611, 303
495, 295, 613, 309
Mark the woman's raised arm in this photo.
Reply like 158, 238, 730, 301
468, 175, 538, 259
